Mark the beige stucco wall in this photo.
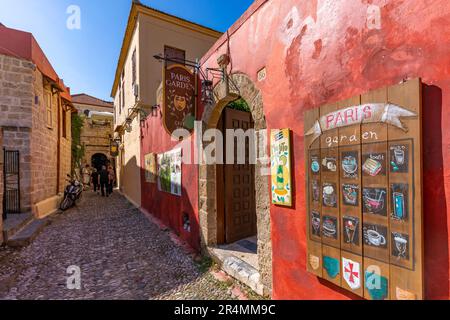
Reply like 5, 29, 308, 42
113, 12, 220, 208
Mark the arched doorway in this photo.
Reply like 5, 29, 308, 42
91, 153, 108, 172
199, 73, 272, 293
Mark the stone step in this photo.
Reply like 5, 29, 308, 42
2, 212, 33, 241
7, 218, 50, 248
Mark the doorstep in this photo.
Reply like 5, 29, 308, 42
208, 246, 265, 296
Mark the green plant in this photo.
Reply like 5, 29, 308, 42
226, 98, 250, 112
71, 113, 85, 175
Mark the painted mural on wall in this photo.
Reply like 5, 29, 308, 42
270, 129, 292, 207
305, 79, 424, 300
163, 64, 196, 135
157, 148, 182, 196
144, 153, 157, 183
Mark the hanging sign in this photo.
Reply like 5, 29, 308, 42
270, 129, 292, 207
163, 64, 196, 136
110, 141, 119, 157
305, 103, 417, 144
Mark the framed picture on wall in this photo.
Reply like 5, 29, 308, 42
270, 129, 292, 207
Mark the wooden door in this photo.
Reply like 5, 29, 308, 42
223, 108, 256, 243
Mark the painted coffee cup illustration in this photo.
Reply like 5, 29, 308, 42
342, 156, 358, 174
323, 185, 337, 207
367, 229, 386, 246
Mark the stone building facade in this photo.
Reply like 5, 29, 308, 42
0, 128, 3, 244
72, 94, 114, 171
0, 25, 74, 218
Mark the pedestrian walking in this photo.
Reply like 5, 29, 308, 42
82, 164, 92, 189
99, 165, 109, 197
107, 165, 115, 196
91, 168, 99, 194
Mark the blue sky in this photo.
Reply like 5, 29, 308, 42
0, 0, 253, 101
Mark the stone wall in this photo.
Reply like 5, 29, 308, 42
0, 54, 34, 212
0, 128, 3, 244
81, 117, 113, 168
0, 54, 71, 214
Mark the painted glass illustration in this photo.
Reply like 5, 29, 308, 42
362, 153, 386, 177
390, 144, 409, 173
363, 223, 388, 249
157, 148, 182, 196
391, 183, 409, 221
343, 216, 359, 245
391, 232, 409, 261
311, 211, 321, 238
322, 216, 338, 239
341, 151, 359, 179
362, 187, 387, 216
322, 182, 337, 208
271, 129, 292, 206
342, 184, 359, 206
311, 180, 320, 203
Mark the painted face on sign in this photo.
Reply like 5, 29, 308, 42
174, 95, 187, 111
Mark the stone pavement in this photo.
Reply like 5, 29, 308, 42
0, 191, 263, 300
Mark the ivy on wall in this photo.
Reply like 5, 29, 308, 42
226, 98, 251, 112
71, 113, 85, 175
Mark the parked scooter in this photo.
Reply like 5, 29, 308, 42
60, 174, 83, 211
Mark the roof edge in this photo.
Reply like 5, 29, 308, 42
110, 2, 223, 98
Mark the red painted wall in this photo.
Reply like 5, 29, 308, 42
200, 0, 450, 299
140, 113, 200, 251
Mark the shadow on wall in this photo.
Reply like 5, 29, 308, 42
422, 84, 449, 300
139, 161, 200, 251
121, 155, 142, 207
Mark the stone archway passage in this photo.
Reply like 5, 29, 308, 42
199, 73, 272, 293
91, 153, 108, 171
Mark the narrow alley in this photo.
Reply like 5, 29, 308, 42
0, 192, 259, 300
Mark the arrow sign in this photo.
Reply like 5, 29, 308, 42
305, 103, 417, 143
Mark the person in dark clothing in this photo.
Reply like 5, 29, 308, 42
99, 166, 109, 197
91, 169, 99, 194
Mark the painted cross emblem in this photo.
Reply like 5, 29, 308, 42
342, 258, 361, 290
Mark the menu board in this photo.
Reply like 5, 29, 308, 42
304, 79, 423, 300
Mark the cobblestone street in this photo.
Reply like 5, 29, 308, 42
0, 191, 260, 300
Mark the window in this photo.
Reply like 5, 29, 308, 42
132, 48, 137, 87
44, 91, 52, 128
164, 45, 186, 66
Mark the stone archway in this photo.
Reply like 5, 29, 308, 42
199, 73, 272, 293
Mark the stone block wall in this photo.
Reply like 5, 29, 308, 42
0, 54, 72, 213
0, 54, 34, 212
0, 128, 3, 244
81, 118, 113, 167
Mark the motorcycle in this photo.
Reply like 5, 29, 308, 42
60, 175, 83, 211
